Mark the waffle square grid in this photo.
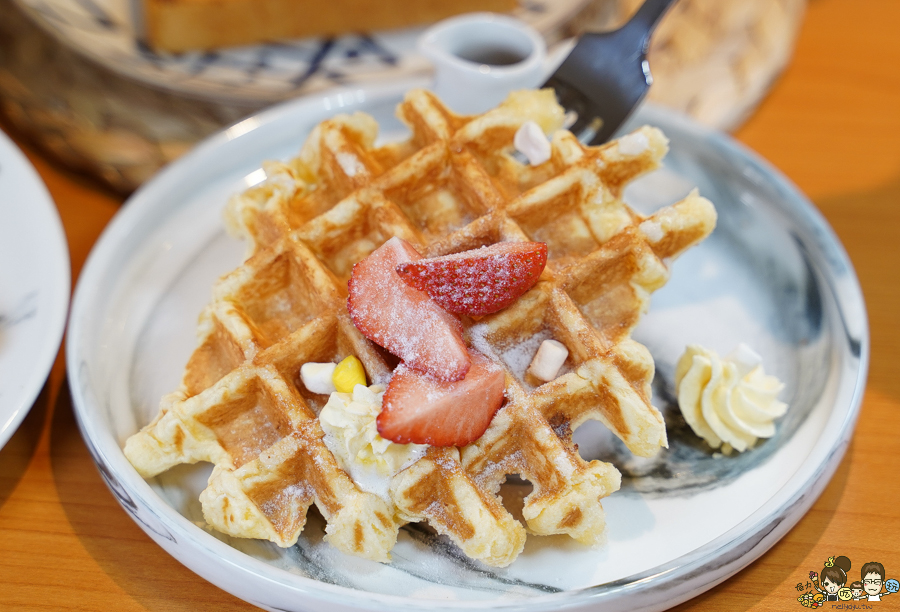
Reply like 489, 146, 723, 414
125, 89, 716, 567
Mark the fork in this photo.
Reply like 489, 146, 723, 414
544, 0, 679, 145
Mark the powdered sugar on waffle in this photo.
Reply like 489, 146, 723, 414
469, 324, 573, 389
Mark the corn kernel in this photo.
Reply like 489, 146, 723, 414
332, 355, 366, 393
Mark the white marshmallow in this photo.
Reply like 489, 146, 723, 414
335, 151, 364, 178
300, 362, 337, 395
527, 339, 569, 382
617, 131, 650, 156
514, 121, 552, 166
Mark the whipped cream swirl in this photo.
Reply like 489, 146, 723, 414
674, 344, 787, 453
319, 384, 427, 499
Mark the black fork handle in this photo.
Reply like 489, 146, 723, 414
625, 0, 680, 41
543, 0, 680, 145
557, 0, 680, 89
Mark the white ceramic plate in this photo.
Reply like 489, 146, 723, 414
13, 0, 585, 104
0, 130, 70, 449
66, 85, 868, 612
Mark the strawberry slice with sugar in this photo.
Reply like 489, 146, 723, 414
348, 236, 470, 381
377, 350, 506, 446
396, 241, 548, 316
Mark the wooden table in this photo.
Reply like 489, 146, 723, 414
1, 0, 898, 609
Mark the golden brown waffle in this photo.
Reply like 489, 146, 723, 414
125, 89, 716, 567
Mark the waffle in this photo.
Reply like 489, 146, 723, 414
124, 89, 717, 567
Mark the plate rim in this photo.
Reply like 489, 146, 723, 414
66, 85, 869, 611
0, 129, 70, 449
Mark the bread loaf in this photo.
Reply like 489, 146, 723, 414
145, 0, 517, 52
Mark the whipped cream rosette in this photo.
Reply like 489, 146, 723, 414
675, 343, 787, 453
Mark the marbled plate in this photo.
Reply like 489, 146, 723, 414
66, 84, 867, 612
0, 130, 70, 449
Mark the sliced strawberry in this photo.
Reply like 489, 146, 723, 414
395, 241, 548, 316
377, 350, 506, 446
348, 236, 470, 382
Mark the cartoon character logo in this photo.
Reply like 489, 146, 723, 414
810, 555, 852, 602
797, 591, 824, 608
798, 556, 895, 605
861, 562, 897, 601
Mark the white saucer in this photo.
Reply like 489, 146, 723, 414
66, 85, 867, 612
0, 130, 70, 449
13, 0, 586, 104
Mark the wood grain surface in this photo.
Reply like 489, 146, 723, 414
1, 0, 898, 609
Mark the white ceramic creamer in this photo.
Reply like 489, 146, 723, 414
417, 12, 551, 114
